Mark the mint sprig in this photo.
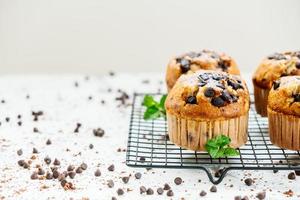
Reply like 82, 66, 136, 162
142, 95, 167, 120
205, 135, 239, 158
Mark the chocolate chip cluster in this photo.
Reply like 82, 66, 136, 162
175, 50, 231, 74
186, 72, 244, 107
268, 51, 300, 69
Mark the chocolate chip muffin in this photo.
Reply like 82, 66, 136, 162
166, 50, 240, 91
253, 51, 300, 116
165, 70, 250, 151
268, 76, 300, 150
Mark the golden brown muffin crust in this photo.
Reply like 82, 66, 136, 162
166, 50, 240, 90
165, 70, 250, 120
253, 51, 300, 89
268, 76, 300, 117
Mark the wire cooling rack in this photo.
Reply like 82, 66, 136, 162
126, 93, 300, 184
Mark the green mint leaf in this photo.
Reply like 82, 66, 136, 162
142, 95, 157, 107
142, 95, 167, 120
224, 148, 239, 156
207, 148, 219, 159
159, 95, 167, 108
143, 106, 160, 120
205, 135, 239, 159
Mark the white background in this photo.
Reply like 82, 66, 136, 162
0, 0, 300, 74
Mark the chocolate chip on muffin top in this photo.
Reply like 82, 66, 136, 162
185, 72, 244, 107
175, 50, 234, 74
268, 76, 300, 116
253, 51, 300, 89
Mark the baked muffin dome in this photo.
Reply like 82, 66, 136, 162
166, 50, 240, 91
267, 76, 300, 150
165, 70, 250, 151
253, 51, 300, 116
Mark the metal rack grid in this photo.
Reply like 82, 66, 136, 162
126, 93, 300, 184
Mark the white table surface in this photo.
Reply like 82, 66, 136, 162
0, 73, 299, 200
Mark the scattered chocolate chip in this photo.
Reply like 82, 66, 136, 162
32, 148, 38, 154
5, 117, 10, 122
67, 165, 75, 171
68, 171, 76, 179
93, 128, 105, 137
44, 156, 51, 165
74, 123, 82, 133
235, 196, 242, 200
46, 172, 53, 180
122, 176, 129, 184
89, 144, 94, 149
111, 197, 117, 200
107, 179, 114, 188
288, 172, 296, 180
60, 179, 67, 187
117, 188, 124, 196
200, 190, 207, 197
256, 191, 266, 200
109, 71, 115, 76
94, 169, 101, 177
53, 158, 60, 166
33, 127, 39, 133
211, 97, 225, 107
23, 162, 30, 169
273, 169, 278, 173
135, 172, 142, 179
210, 185, 217, 192
80, 163, 88, 170
38, 168, 45, 175
140, 186, 147, 194
157, 187, 163, 195
53, 170, 60, 179
174, 177, 182, 185
163, 183, 171, 190
32, 111, 43, 121
139, 157, 146, 163
30, 172, 38, 180
17, 149, 23, 156
204, 87, 215, 97
75, 167, 83, 174
17, 121, 22, 126
108, 164, 115, 171
186, 96, 197, 104
295, 170, 300, 176
146, 188, 154, 195
46, 139, 52, 145
18, 160, 25, 167
214, 168, 225, 178
167, 190, 174, 197
244, 178, 253, 186
273, 80, 280, 90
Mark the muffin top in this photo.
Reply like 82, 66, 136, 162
166, 49, 240, 90
268, 76, 300, 116
165, 70, 250, 120
253, 51, 300, 89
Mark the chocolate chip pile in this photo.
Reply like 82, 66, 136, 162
185, 72, 244, 107
176, 50, 232, 73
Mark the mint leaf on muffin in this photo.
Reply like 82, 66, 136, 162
142, 95, 167, 120
205, 135, 239, 158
